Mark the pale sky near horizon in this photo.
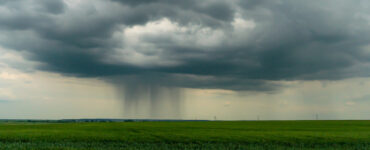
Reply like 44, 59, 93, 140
0, 0, 370, 120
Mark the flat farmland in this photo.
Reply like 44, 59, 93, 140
0, 121, 369, 150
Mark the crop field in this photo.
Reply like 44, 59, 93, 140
0, 121, 369, 150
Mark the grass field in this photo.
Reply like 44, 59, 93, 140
0, 121, 369, 150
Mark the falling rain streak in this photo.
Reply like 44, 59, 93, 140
112, 76, 183, 119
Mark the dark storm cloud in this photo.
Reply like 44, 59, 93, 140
1, 0, 370, 91
111, 0, 235, 22
0, 0, 65, 15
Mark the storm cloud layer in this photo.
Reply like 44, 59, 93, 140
1, 0, 370, 91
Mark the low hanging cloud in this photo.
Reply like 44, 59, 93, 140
0, 0, 370, 91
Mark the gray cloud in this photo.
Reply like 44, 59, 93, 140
111, 0, 235, 23
1, 0, 370, 91
0, 100, 11, 103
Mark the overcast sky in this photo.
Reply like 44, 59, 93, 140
0, 0, 370, 120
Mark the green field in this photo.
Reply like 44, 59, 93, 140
0, 121, 369, 150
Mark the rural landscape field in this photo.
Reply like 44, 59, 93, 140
2, 0, 370, 149
0, 121, 369, 150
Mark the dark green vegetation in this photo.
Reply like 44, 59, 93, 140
0, 121, 369, 150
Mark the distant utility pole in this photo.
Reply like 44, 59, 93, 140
257, 115, 260, 121
214, 116, 217, 121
